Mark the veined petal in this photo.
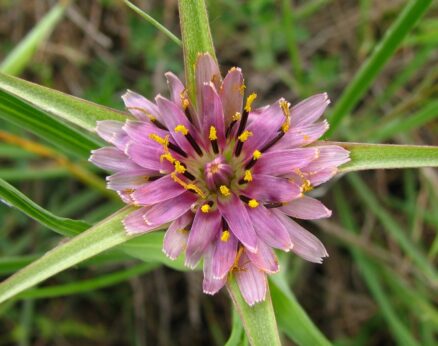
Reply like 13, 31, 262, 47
143, 192, 197, 228
96, 121, 129, 150
185, 208, 222, 269
248, 205, 293, 251
106, 169, 152, 191
131, 174, 186, 206
302, 145, 350, 172
155, 95, 200, 155
201, 82, 226, 149
89, 147, 139, 172
245, 174, 302, 203
203, 245, 227, 295
273, 209, 328, 263
195, 53, 222, 128
220, 67, 244, 125
235, 252, 267, 306
218, 194, 258, 253
246, 240, 279, 274
272, 120, 329, 150
163, 212, 193, 260
212, 231, 238, 279
280, 196, 332, 220
123, 206, 155, 234
291, 93, 330, 127
122, 90, 161, 122
124, 142, 165, 171
165, 72, 185, 105
244, 100, 285, 155
253, 148, 318, 176
123, 120, 169, 147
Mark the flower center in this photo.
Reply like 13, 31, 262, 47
204, 156, 233, 190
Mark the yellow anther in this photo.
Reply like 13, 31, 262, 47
160, 152, 175, 164
248, 199, 259, 208
174, 161, 186, 174
280, 99, 291, 133
253, 150, 262, 160
209, 126, 218, 141
221, 230, 231, 242
244, 93, 257, 112
182, 98, 190, 110
201, 204, 210, 213
232, 112, 241, 121
171, 173, 206, 198
219, 185, 231, 197
149, 133, 169, 146
238, 130, 253, 142
302, 179, 313, 192
175, 124, 189, 135
239, 84, 246, 96
243, 170, 253, 182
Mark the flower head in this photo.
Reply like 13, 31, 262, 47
90, 53, 350, 306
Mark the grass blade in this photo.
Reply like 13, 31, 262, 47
0, 2, 68, 75
327, 0, 433, 135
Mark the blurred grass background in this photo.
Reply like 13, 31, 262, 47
0, 0, 437, 345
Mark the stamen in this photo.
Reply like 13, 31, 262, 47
168, 142, 188, 158
171, 172, 206, 198
174, 125, 203, 156
280, 99, 291, 133
201, 204, 210, 213
244, 93, 257, 113
265, 202, 283, 209
244, 150, 262, 170
128, 107, 166, 129
236, 93, 256, 139
149, 133, 169, 146
260, 131, 284, 152
209, 126, 219, 154
221, 230, 231, 242
243, 170, 253, 182
160, 152, 175, 164
174, 161, 186, 174
174, 124, 189, 135
235, 130, 253, 157
248, 199, 259, 208
219, 185, 231, 197
226, 112, 241, 137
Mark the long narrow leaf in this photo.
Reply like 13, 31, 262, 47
0, 72, 127, 132
327, 0, 433, 135
0, 3, 68, 75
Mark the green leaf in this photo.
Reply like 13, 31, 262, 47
227, 275, 281, 346
0, 207, 134, 304
0, 178, 90, 237
0, 2, 68, 76
0, 72, 127, 132
333, 142, 438, 172
327, 0, 433, 135
124, 0, 181, 46
270, 275, 332, 346
0, 89, 100, 158
178, 0, 217, 101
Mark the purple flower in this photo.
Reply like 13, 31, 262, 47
90, 53, 349, 306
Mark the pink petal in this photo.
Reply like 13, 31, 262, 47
131, 174, 186, 206
201, 82, 226, 149
272, 120, 329, 150
245, 174, 302, 203
247, 205, 293, 251
123, 206, 156, 234
280, 196, 332, 220
123, 120, 169, 147
246, 240, 279, 274
253, 148, 318, 176
124, 141, 165, 171
165, 72, 185, 105
220, 67, 244, 125
302, 145, 350, 172
273, 210, 328, 263
163, 212, 193, 260
142, 192, 197, 228
234, 252, 267, 306
106, 169, 152, 191
89, 147, 140, 172
212, 231, 238, 279
185, 208, 222, 269
203, 245, 227, 295
122, 90, 160, 122
218, 194, 258, 253
244, 100, 285, 155
291, 93, 330, 127
95, 120, 129, 150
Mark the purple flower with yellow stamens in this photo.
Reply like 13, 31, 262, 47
90, 53, 349, 306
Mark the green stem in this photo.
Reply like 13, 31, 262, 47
178, 0, 217, 101
227, 275, 281, 346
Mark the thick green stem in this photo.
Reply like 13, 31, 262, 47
178, 0, 217, 101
